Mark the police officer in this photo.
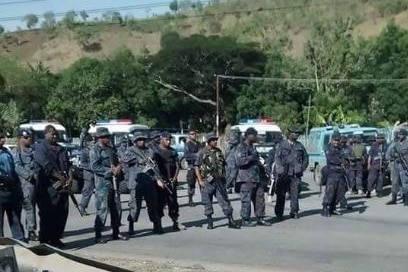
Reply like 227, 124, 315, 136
235, 128, 270, 227
0, 132, 25, 241
78, 133, 95, 216
274, 126, 308, 220
154, 132, 185, 231
117, 136, 129, 159
146, 131, 161, 153
195, 133, 240, 229
349, 135, 367, 195
184, 129, 200, 206
385, 132, 401, 205
225, 129, 240, 194
322, 133, 347, 217
91, 127, 127, 243
122, 132, 163, 235
392, 129, 408, 206
33, 125, 69, 247
338, 136, 352, 210
14, 128, 38, 241
366, 134, 388, 198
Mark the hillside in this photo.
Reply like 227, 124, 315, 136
1, 0, 408, 72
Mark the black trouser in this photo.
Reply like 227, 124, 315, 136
0, 199, 24, 240
367, 166, 384, 194
186, 168, 196, 196
157, 182, 179, 222
128, 179, 160, 224
323, 171, 346, 211
239, 182, 265, 220
37, 185, 69, 244
275, 176, 300, 217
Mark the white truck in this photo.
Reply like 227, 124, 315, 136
231, 118, 283, 164
88, 119, 149, 146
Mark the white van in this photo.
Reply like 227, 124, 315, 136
231, 119, 283, 162
88, 119, 149, 146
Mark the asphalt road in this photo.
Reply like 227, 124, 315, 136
5, 171, 408, 272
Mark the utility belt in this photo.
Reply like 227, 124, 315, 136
0, 175, 15, 191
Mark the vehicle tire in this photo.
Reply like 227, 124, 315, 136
119, 180, 130, 194
313, 164, 322, 185
180, 157, 188, 170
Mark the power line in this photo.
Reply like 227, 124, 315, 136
217, 75, 408, 84
0, 0, 45, 5
0, 0, 366, 23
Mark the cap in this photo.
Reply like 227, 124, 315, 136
332, 133, 341, 140
133, 131, 148, 141
150, 131, 161, 139
83, 133, 93, 142
18, 129, 32, 138
95, 127, 111, 138
244, 127, 258, 137
206, 133, 218, 142
398, 129, 408, 136
288, 125, 303, 134
160, 131, 172, 139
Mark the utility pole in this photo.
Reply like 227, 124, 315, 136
216, 75, 220, 137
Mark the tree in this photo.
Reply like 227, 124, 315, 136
80, 10, 89, 21
0, 25, 4, 35
169, 0, 179, 13
22, 14, 39, 29
150, 35, 267, 129
41, 11, 57, 36
62, 10, 77, 29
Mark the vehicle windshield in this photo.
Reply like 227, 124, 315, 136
340, 130, 377, 145
33, 130, 69, 143
257, 131, 283, 145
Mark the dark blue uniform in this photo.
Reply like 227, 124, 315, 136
0, 146, 24, 240
274, 139, 308, 218
367, 142, 388, 197
322, 143, 347, 215
34, 140, 69, 244
184, 139, 200, 199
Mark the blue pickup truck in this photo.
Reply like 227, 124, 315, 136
301, 124, 378, 184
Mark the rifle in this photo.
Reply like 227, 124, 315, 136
267, 163, 276, 203
52, 169, 83, 217
139, 151, 174, 195
397, 152, 408, 174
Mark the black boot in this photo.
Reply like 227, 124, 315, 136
321, 206, 331, 217
112, 228, 128, 241
366, 191, 371, 198
256, 217, 272, 226
28, 231, 39, 242
128, 221, 135, 235
241, 219, 257, 227
404, 194, 408, 206
153, 221, 164, 234
207, 215, 214, 230
228, 216, 240, 229
95, 231, 107, 244
188, 195, 195, 207
386, 193, 397, 205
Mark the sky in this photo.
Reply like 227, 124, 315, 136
0, 0, 171, 31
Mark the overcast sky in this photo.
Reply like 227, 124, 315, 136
0, 0, 171, 31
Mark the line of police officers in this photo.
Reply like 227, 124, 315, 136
1, 124, 407, 248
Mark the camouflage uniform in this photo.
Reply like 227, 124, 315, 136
385, 141, 401, 204
195, 146, 233, 217
184, 139, 200, 201
392, 133, 408, 205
